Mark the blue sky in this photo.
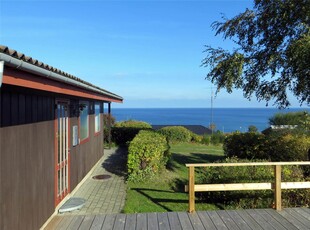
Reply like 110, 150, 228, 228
0, 0, 306, 108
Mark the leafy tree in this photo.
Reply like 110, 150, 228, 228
202, 0, 310, 108
248, 125, 258, 133
268, 111, 310, 133
269, 111, 309, 126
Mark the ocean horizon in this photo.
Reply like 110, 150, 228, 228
110, 107, 309, 133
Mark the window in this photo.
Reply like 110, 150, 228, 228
95, 102, 101, 133
80, 101, 89, 141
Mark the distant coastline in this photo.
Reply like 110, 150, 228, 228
111, 108, 309, 133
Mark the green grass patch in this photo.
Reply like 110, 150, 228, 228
123, 143, 225, 213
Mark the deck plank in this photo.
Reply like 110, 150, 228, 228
44, 208, 310, 230
66, 215, 84, 230
216, 210, 240, 230
89, 215, 105, 230
147, 212, 159, 230
300, 207, 310, 215
56, 215, 75, 230
124, 214, 136, 230
278, 209, 309, 230
246, 209, 277, 229
177, 212, 194, 230
235, 210, 264, 230
208, 210, 229, 230
157, 212, 170, 230
283, 209, 310, 229
291, 208, 310, 221
253, 209, 287, 230
187, 212, 205, 230
101, 213, 116, 230
78, 215, 95, 229
167, 212, 182, 230
136, 213, 147, 230
226, 210, 252, 230
196, 211, 217, 230
44, 215, 64, 230
113, 213, 126, 230
263, 209, 298, 230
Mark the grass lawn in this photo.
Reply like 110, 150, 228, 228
122, 142, 225, 213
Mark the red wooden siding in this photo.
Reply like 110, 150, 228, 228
0, 85, 105, 230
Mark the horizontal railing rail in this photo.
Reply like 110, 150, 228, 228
185, 161, 310, 213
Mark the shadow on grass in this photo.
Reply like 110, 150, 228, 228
132, 188, 225, 211
168, 152, 224, 171
101, 147, 128, 178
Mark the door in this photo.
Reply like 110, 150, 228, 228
55, 101, 70, 206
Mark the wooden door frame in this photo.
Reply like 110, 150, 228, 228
54, 99, 71, 207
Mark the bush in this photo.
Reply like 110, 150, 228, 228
201, 135, 211, 145
199, 157, 310, 209
191, 133, 203, 143
267, 133, 310, 162
223, 132, 269, 159
157, 126, 192, 143
103, 114, 116, 145
111, 120, 152, 146
201, 131, 226, 145
127, 130, 170, 181
114, 120, 152, 129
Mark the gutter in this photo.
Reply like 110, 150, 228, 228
0, 61, 4, 88
0, 53, 123, 101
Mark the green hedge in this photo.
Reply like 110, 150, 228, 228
224, 132, 310, 162
223, 132, 268, 159
157, 126, 193, 143
199, 157, 310, 209
114, 120, 152, 129
268, 133, 310, 162
127, 130, 170, 181
111, 120, 152, 146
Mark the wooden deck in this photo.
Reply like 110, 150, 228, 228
44, 208, 310, 230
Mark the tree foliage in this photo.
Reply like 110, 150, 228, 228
269, 111, 309, 126
202, 0, 310, 108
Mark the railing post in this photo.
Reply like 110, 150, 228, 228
274, 165, 282, 211
188, 166, 195, 213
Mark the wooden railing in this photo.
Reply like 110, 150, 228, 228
186, 162, 310, 213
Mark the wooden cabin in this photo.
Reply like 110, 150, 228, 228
0, 45, 123, 229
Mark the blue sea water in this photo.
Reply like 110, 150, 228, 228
111, 108, 309, 133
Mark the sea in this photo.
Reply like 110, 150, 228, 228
111, 108, 309, 133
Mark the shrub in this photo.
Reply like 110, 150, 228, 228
199, 157, 310, 209
223, 132, 269, 159
114, 120, 152, 129
201, 131, 226, 146
111, 120, 152, 146
267, 133, 310, 162
211, 131, 226, 145
157, 126, 192, 143
103, 114, 116, 145
127, 130, 170, 181
191, 133, 203, 143
248, 125, 258, 133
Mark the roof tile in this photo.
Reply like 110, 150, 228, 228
0, 45, 122, 100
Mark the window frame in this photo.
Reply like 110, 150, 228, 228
79, 101, 90, 143
94, 102, 101, 135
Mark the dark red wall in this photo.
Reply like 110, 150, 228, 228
0, 85, 104, 230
